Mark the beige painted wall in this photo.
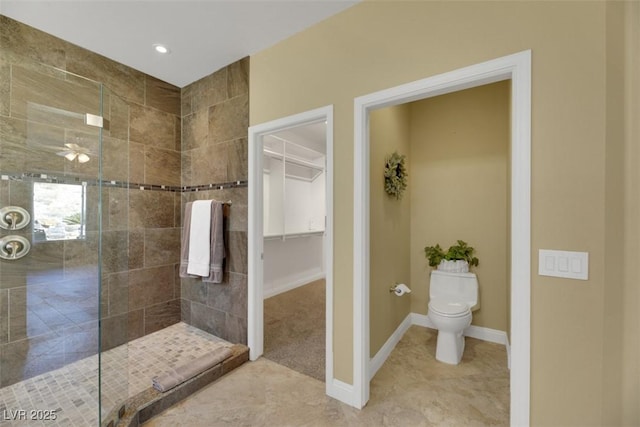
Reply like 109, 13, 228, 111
369, 82, 509, 357
621, 1, 640, 424
603, 1, 625, 423
249, 1, 636, 424
408, 82, 509, 332
369, 104, 412, 357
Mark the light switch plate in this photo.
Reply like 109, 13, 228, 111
538, 249, 589, 280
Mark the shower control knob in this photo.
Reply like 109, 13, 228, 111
0, 235, 31, 260
0, 206, 30, 230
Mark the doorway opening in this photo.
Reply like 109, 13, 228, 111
248, 106, 335, 389
366, 80, 511, 422
353, 51, 531, 426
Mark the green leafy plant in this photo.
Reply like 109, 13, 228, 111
62, 212, 82, 225
424, 244, 446, 267
424, 240, 479, 268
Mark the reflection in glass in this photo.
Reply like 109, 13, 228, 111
57, 143, 91, 163
0, 57, 131, 426
33, 182, 87, 241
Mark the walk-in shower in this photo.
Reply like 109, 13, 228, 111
0, 63, 129, 425
0, 14, 251, 425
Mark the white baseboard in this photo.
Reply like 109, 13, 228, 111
464, 324, 509, 346
505, 334, 511, 370
411, 312, 435, 328
371, 312, 510, 377
369, 313, 413, 380
263, 270, 325, 299
332, 312, 511, 410
326, 379, 358, 408
411, 312, 509, 345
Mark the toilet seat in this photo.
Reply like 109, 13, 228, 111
428, 300, 470, 318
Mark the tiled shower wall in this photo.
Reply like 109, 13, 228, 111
0, 15, 184, 385
0, 16, 251, 380
180, 58, 249, 344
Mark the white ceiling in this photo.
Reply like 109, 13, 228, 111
0, 0, 359, 88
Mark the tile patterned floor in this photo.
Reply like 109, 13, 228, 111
0, 322, 230, 426
0, 269, 102, 388
144, 325, 510, 426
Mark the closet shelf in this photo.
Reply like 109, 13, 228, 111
264, 230, 325, 240
263, 148, 324, 181
263, 135, 326, 239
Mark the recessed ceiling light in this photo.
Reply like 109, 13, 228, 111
153, 44, 170, 54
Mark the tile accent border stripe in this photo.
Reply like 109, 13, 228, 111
0, 172, 247, 192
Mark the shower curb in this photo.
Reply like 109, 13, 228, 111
103, 343, 249, 427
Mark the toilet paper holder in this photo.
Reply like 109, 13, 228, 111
389, 283, 411, 296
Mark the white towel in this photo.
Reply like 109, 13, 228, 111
187, 200, 212, 276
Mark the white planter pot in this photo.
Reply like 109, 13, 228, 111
437, 259, 469, 273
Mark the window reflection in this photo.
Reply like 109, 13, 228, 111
33, 182, 87, 241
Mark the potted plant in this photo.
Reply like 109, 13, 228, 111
424, 240, 479, 273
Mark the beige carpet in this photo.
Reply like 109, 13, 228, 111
263, 279, 325, 382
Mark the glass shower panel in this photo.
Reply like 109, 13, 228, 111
97, 87, 130, 425
0, 63, 126, 426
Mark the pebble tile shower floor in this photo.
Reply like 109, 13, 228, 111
0, 323, 231, 426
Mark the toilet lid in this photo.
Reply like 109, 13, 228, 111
429, 300, 470, 317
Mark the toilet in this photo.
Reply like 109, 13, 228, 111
427, 270, 479, 365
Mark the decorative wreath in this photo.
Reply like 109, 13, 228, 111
384, 151, 408, 199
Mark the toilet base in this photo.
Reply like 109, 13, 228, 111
435, 330, 465, 365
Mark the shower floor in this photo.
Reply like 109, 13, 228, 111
0, 322, 232, 426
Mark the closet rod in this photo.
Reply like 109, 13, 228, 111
263, 148, 324, 171
267, 134, 324, 157
195, 200, 232, 205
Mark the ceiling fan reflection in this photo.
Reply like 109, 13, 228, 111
57, 143, 91, 163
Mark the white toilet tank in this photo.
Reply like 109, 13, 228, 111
429, 270, 479, 311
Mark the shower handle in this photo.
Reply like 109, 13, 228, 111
0, 235, 31, 260
6, 212, 20, 229
6, 240, 20, 258
0, 206, 31, 230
